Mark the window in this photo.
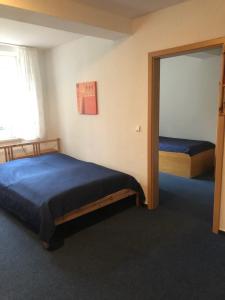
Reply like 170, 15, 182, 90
0, 52, 19, 140
0, 45, 44, 141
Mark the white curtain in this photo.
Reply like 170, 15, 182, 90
15, 46, 45, 140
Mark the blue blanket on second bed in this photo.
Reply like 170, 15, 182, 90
0, 153, 144, 243
159, 136, 215, 156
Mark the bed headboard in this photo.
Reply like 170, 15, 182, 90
0, 138, 60, 163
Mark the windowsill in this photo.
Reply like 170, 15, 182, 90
0, 138, 22, 146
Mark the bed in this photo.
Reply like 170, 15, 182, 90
0, 140, 144, 249
159, 136, 215, 177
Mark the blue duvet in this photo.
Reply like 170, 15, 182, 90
159, 136, 215, 156
0, 153, 144, 242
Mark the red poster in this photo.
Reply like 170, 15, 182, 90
76, 81, 98, 115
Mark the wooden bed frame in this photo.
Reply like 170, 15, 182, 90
0, 138, 61, 162
0, 139, 140, 249
40, 189, 139, 249
159, 148, 215, 178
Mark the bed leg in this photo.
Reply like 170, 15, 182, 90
41, 241, 50, 250
42, 238, 64, 250
136, 193, 141, 207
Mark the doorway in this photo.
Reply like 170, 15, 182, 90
147, 38, 225, 233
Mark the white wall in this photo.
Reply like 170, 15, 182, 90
44, 0, 225, 229
160, 53, 221, 143
44, 37, 145, 185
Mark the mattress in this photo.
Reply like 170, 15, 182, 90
159, 136, 215, 156
0, 153, 144, 242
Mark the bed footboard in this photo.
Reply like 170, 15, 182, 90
55, 188, 138, 226
42, 189, 140, 250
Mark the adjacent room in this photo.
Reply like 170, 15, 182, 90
1, 0, 225, 299
159, 48, 221, 226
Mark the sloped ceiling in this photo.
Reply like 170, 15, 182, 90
75, 0, 190, 18
0, 18, 81, 48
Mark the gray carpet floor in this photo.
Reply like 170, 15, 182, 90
1, 173, 225, 300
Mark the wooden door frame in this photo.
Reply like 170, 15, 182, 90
148, 37, 225, 233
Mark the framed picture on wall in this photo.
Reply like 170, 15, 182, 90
76, 81, 98, 115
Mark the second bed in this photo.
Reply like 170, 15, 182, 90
159, 136, 215, 177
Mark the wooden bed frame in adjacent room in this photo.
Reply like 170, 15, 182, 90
159, 148, 215, 178
0, 138, 140, 248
